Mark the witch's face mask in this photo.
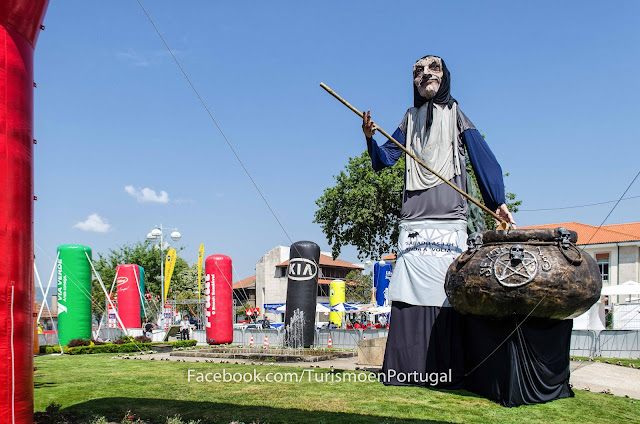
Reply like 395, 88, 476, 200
413, 56, 443, 100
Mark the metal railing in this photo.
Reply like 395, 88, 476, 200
37, 327, 640, 359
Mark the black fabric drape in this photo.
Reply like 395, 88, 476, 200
463, 315, 574, 407
381, 302, 465, 388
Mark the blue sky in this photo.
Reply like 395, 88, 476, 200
32, 1, 640, 291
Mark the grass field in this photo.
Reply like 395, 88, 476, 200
34, 354, 640, 424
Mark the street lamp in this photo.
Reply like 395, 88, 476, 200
146, 225, 182, 307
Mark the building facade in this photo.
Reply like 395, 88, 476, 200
232, 245, 363, 321
521, 222, 640, 304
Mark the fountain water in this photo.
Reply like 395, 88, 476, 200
284, 309, 305, 352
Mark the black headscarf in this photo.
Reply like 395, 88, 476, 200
413, 55, 456, 131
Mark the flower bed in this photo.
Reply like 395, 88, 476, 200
39, 340, 197, 355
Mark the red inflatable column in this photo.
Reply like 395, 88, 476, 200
116, 265, 142, 329
204, 255, 233, 344
0, 2, 49, 423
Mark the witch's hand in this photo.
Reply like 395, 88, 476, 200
362, 110, 377, 138
495, 203, 516, 229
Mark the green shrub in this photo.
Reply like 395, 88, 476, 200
67, 338, 91, 348
40, 339, 197, 355
64, 340, 197, 355
39, 345, 69, 354
68, 342, 153, 355
169, 340, 197, 349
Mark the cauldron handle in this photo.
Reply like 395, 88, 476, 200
559, 244, 583, 265
554, 227, 583, 265
458, 232, 483, 265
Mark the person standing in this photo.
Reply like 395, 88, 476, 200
180, 315, 191, 340
143, 318, 155, 339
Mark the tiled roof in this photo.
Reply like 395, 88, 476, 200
602, 222, 640, 239
35, 301, 57, 318
277, 254, 363, 269
233, 275, 256, 289
518, 222, 640, 245
381, 253, 396, 261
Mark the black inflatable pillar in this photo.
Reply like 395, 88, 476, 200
284, 241, 320, 348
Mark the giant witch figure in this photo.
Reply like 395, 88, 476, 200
362, 55, 515, 386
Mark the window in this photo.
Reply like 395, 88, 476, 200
596, 253, 609, 282
320, 267, 350, 279
317, 285, 330, 297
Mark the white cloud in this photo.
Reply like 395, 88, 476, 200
117, 49, 150, 67
73, 214, 111, 233
125, 185, 169, 204
117, 48, 181, 67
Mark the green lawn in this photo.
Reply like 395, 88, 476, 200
34, 354, 640, 424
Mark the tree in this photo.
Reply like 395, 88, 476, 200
345, 270, 373, 303
235, 302, 252, 320
172, 263, 201, 299
91, 241, 193, 321
315, 149, 521, 260
314, 151, 404, 261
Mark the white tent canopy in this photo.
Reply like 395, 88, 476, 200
275, 303, 332, 313
369, 305, 391, 315
316, 303, 331, 313
331, 302, 359, 312
601, 280, 640, 296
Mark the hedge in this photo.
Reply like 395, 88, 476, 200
39, 340, 197, 355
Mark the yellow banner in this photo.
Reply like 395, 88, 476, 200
197, 244, 204, 300
164, 248, 177, 299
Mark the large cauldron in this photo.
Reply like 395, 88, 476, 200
445, 228, 602, 320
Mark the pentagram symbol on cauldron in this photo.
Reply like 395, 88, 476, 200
493, 248, 538, 287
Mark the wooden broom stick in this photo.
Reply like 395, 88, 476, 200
320, 82, 508, 228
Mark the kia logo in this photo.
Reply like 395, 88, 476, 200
288, 258, 318, 281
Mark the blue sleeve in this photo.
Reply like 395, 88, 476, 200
463, 128, 506, 211
366, 127, 405, 172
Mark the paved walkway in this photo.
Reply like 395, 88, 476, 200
120, 351, 640, 399
569, 361, 640, 399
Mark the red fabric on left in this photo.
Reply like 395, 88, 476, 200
0, 2, 49, 423
0, 0, 50, 48
0, 25, 35, 424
